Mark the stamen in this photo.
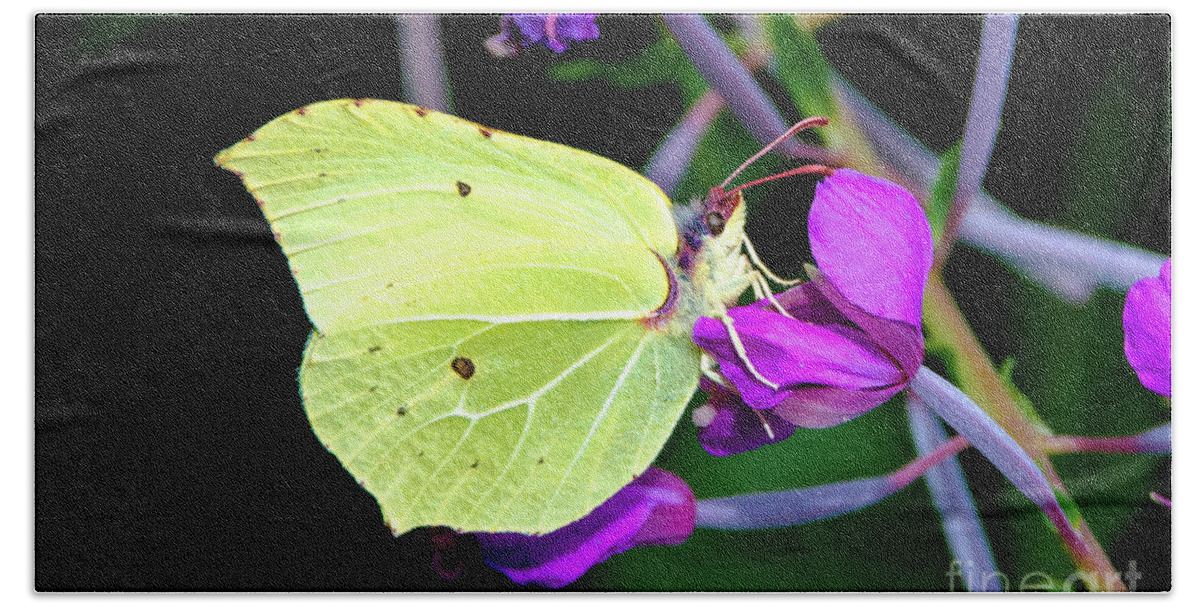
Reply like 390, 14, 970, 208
721, 116, 831, 189
751, 407, 776, 440
743, 235, 802, 287
692, 403, 717, 428
719, 314, 779, 390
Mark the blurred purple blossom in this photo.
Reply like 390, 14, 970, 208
485, 13, 599, 57
476, 467, 694, 588
692, 169, 932, 452
1123, 259, 1171, 396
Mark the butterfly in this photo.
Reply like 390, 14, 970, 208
215, 99, 826, 535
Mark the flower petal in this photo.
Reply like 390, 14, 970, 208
693, 380, 796, 455
768, 280, 845, 325
808, 169, 933, 327
1123, 259, 1171, 396
477, 468, 694, 588
510, 14, 548, 45
771, 384, 902, 428
553, 14, 600, 44
693, 307, 904, 409
805, 266, 925, 378
505, 13, 599, 53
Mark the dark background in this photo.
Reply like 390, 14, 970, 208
35, 14, 1170, 591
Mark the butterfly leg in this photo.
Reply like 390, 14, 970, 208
700, 353, 732, 388
716, 312, 780, 390
749, 270, 796, 319
742, 234, 803, 287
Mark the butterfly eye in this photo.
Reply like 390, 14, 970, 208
451, 357, 476, 379
704, 211, 726, 237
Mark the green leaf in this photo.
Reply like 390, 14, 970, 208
550, 35, 709, 104
998, 357, 1053, 436
765, 15, 841, 125
73, 14, 167, 57
927, 141, 962, 246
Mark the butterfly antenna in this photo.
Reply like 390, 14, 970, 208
730, 163, 835, 291
725, 163, 835, 198
718, 118, 836, 297
720, 116, 830, 190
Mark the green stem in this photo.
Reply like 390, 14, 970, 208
923, 275, 1125, 591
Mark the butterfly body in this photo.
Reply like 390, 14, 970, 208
216, 99, 749, 534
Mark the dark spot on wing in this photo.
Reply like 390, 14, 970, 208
417, 451, 424, 457
244, 135, 255, 142
451, 357, 475, 379
368, 385, 378, 393
386, 282, 394, 288
317, 172, 327, 178
536, 457, 544, 465
296, 107, 308, 116
479, 128, 492, 138
396, 406, 407, 416
368, 345, 382, 353
415, 107, 428, 117
354, 99, 366, 107
470, 460, 479, 469
456, 181, 471, 197
313, 147, 327, 153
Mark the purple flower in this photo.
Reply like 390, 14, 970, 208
1123, 258, 1171, 396
693, 169, 933, 449
485, 14, 600, 57
476, 467, 694, 588
691, 377, 796, 456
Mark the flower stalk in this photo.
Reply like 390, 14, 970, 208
934, 12, 1019, 272
396, 14, 452, 113
922, 275, 1126, 590
834, 72, 1164, 303
695, 435, 969, 530
907, 399, 1000, 591
661, 14, 828, 163
1043, 423, 1171, 455
644, 89, 725, 196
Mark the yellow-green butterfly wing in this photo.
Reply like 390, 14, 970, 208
215, 99, 702, 534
